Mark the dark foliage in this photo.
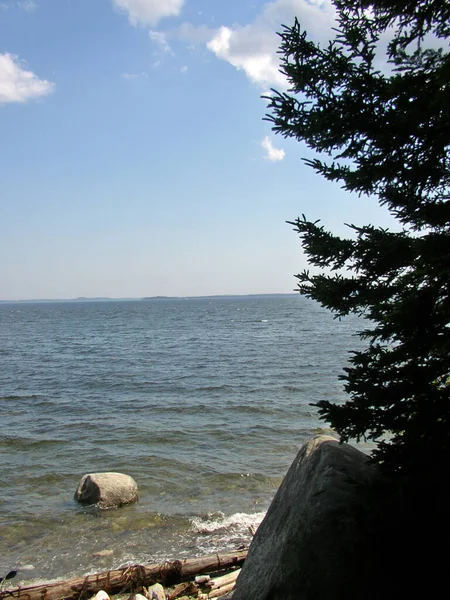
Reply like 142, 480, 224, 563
265, 0, 450, 478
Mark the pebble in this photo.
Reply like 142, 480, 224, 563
91, 591, 110, 600
147, 583, 165, 600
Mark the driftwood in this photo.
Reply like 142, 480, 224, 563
201, 582, 235, 599
0, 550, 247, 600
208, 569, 240, 590
196, 569, 241, 600
167, 581, 199, 600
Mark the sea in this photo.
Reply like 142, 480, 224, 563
0, 294, 367, 586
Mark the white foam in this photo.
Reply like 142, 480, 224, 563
190, 511, 265, 534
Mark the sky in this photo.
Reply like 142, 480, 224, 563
0, 0, 395, 300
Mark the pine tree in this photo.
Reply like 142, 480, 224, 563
265, 0, 450, 479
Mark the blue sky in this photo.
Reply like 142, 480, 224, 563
0, 0, 394, 300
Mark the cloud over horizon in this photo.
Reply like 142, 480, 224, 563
0, 52, 55, 104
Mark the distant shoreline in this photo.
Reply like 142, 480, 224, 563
0, 293, 298, 305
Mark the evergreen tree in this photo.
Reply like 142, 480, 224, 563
265, 0, 450, 479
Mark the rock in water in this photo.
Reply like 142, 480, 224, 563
74, 472, 138, 508
233, 435, 376, 600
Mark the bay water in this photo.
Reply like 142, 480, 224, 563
0, 295, 364, 585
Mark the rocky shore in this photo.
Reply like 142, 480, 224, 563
1, 436, 383, 600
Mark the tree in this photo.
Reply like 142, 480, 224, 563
265, 0, 450, 481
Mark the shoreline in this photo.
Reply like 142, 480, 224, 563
0, 549, 248, 600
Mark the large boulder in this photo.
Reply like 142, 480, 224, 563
233, 435, 376, 600
74, 472, 138, 509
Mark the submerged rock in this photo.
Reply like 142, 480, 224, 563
233, 435, 376, 600
74, 472, 138, 509
91, 549, 114, 558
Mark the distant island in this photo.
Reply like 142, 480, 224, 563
0, 297, 115, 304
0, 293, 297, 304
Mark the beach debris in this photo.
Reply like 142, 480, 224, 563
0, 549, 247, 600
131, 594, 148, 600
196, 568, 241, 599
167, 581, 198, 600
198, 582, 235, 599
209, 569, 240, 590
191, 567, 241, 600
194, 576, 210, 584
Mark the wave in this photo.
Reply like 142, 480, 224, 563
0, 436, 66, 449
190, 511, 265, 534
0, 395, 45, 401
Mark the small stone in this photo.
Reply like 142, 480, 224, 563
91, 591, 110, 600
11, 564, 35, 572
147, 583, 165, 600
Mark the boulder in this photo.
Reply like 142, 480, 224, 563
233, 435, 376, 600
74, 472, 138, 509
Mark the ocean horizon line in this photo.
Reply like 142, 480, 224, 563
0, 292, 298, 304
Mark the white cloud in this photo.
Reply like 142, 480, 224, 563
113, 0, 184, 26
180, 65, 188, 73
261, 136, 285, 161
17, 0, 37, 12
148, 30, 173, 53
0, 3, 8, 11
206, 0, 336, 89
0, 52, 55, 104
208, 25, 286, 88
122, 71, 149, 79
173, 22, 216, 45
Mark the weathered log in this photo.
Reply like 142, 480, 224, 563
0, 550, 247, 600
208, 583, 235, 598
199, 581, 235, 600
167, 581, 199, 600
209, 569, 240, 590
